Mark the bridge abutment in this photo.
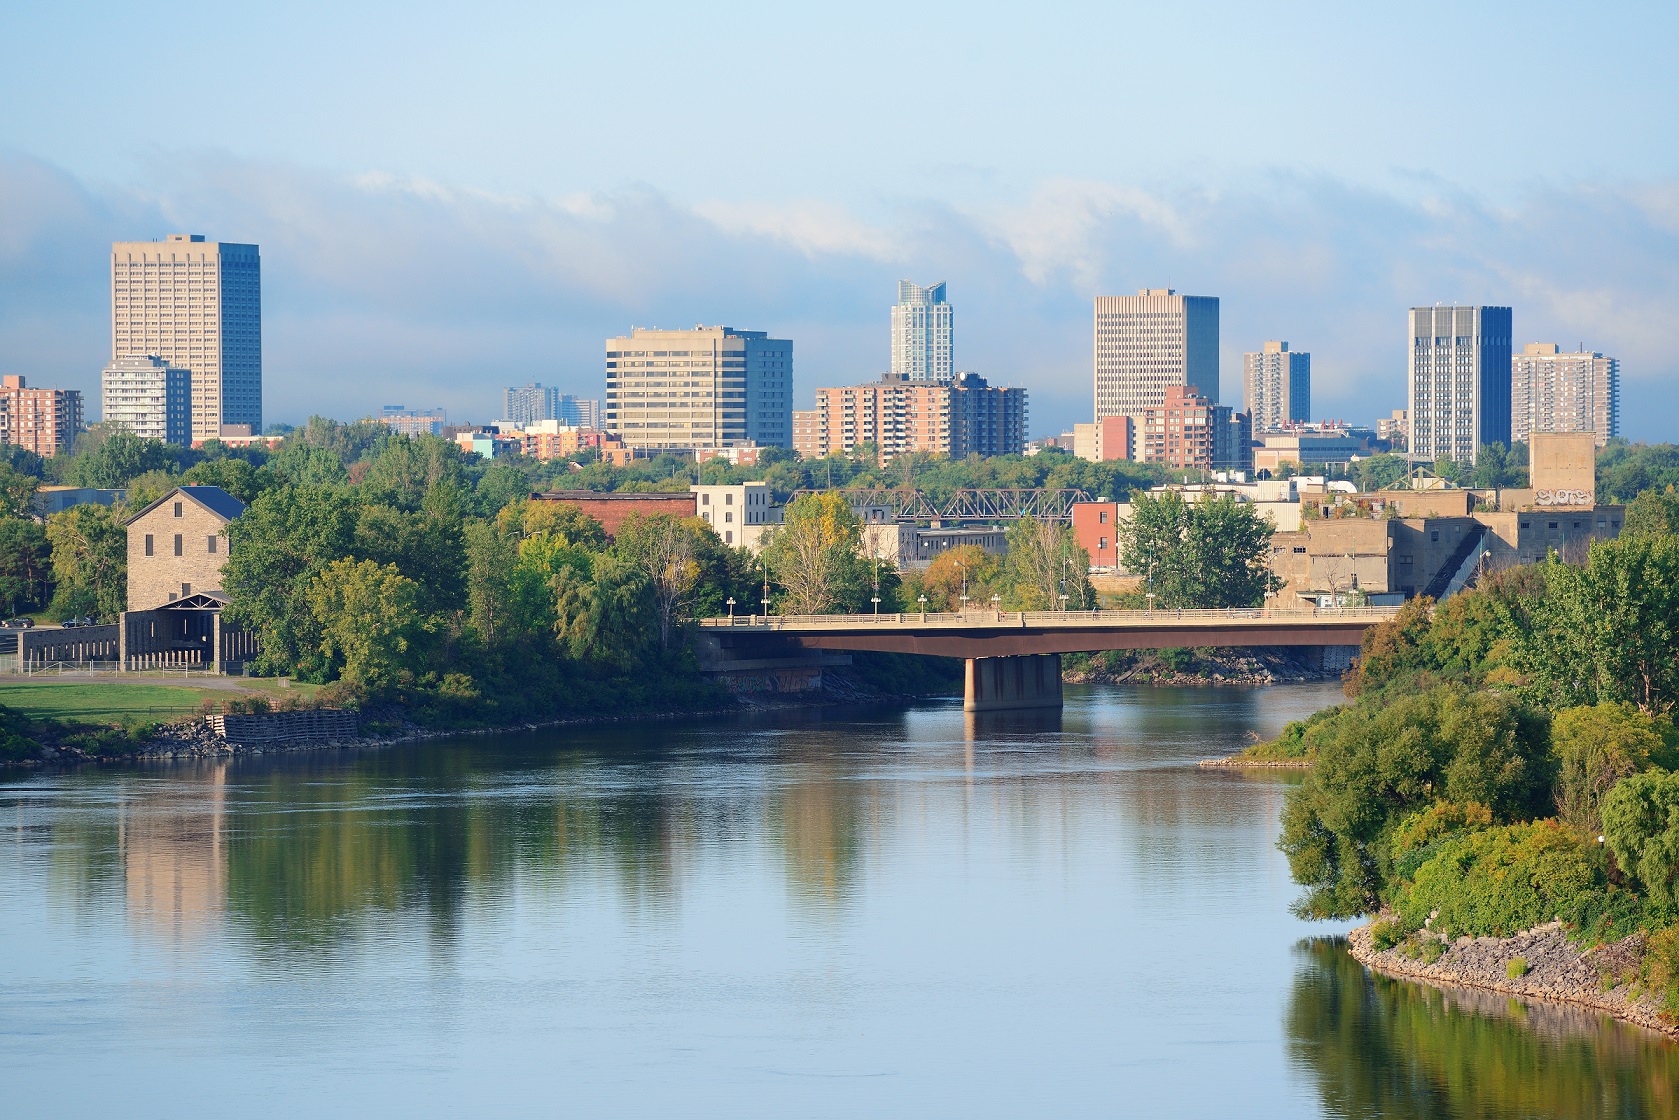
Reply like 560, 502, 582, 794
965, 654, 1063, 712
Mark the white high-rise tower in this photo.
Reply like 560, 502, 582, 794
891, 280, 953, 383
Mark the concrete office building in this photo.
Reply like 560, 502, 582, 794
891, 280, 954, 383
0, 376, 84, 458
101, 356, 191, 445
605, 326, 791, 451
111, 234, 261, 444
1243, 341, 1310, 431
1094, 290, 1220, 455
1407, 305, 1513, 465
1511, 343, 1619, 447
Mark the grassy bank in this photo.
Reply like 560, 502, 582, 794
0, 677, 318, 723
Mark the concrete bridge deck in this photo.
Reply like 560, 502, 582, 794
697, 606, 1400, 710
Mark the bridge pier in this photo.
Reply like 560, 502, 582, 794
964, 653, 1062, 712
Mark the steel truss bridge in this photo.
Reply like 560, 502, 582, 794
790, 487, 1091, 522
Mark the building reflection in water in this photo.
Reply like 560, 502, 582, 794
119, 762, 228, 943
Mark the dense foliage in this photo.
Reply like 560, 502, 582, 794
1117, 490, 1282, 608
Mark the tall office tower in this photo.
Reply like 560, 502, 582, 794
1094, 290, 1220, 452
0, 376, 83, 458
605, 326, 792, 450
1407, 305, 1513, 464
101, 355, 191, 445
891, 280, 953, 383
503, 383, 560, 426
556, 394, 601, 429
1242, 340, 1310, 431
111, 234, 261, 443
1511, 343, 1619, 447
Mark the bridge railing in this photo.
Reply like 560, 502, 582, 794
698, 606, 1402, 630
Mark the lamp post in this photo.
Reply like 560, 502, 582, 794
726, 597, 735, 622
918, 594, 928, 622
761, 551, 771, 619
991, 592, 1001, 620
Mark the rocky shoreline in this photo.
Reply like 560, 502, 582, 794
1064, 646, 1343, 688
1347, 917, 1678, 1040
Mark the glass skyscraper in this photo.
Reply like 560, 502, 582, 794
891, 280, 953, 383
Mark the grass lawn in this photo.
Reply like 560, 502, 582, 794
0, 678, 321, 724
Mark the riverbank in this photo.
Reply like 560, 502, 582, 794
1063, 646, 1343, 688
1347, 917, 1678, 1040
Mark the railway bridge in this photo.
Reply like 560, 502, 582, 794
695, 607, 1400, 711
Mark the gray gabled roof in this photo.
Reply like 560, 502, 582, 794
124, 485, 248, 526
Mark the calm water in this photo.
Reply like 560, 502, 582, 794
3, 683, 1675, 1118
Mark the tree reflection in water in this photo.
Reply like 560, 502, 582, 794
1287, 937, 1679, 1120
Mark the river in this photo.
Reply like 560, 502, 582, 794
3, 682, 1675, 1118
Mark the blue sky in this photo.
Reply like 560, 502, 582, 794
2, 0, 1677, 437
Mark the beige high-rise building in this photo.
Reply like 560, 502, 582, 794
111, 234, 262, 444
1094, 289, 1220, 432
1512, 343, 1619, 447
605, 326, 791, 450
1242, 340, 1310, 431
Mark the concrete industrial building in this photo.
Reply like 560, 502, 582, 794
111, 234, 262, 444
101, 356, 191, 445
1138, 385, 1251, 472
1243, 341, 1310, 431
0, 376, 83, 458
891, 280, 953, 383
800, 373, 1026, 461
1094, 290, 1220, 452
1511, 343, 1619, 447
1407, 305, 1513, 464
605, 326, 791, 451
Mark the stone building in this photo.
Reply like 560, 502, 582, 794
125, 485, 247, 610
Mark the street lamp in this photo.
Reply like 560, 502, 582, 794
991, 592, 1001, 620
871, 593, 881, 616
726, 597, 735, 621
918, 594, 928, 621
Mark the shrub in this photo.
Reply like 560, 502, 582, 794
1643, 925, 1679, 1016
223, 696, 273, 716
1602, 770, 1679, 918
1370, 919, 1402, 951
1422, 938, 1445, 964
1507, 957, 1530, 978
1552, 702, 1676, 836
1394, 820, 1599, 939
1279, 684, 1554, 920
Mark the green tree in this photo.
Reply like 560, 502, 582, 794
180, 457, 272, 504
221, 486, 360, 679
60, 427, 183, 487
1278, 684, 1554, 919
1502, 535, 1679, 715
0, 518, 52, 616
552, 553, 654, 670
308, 558, 434, 693
1468, 441, 1528, 489
1000, 515, 1092, 610
473, 460, 535, 517
352, 491, 468, 615
1623, 486, 1679, 539
359, 435, 469, 511
921, 544, 1002, 611
43, 504, 127, 620
0, 463, 40, 519
612, 513, 713, 650
1117, 491, 1280, 608
1601, 770, 1679, 917
1350, 454, 1410, 492
1551, 702, 1676, 836
762, 493, 867, 614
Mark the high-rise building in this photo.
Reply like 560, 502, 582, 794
891, 280, 953, 383
1073, 416, 1132, 462
605, 326, 791, 450
101, 356, 191, 445
1407, 305, 1513, 464
111, 234, 261, 444
0, 376, 83, 458
503, 383, 559, 427
802, 372, 1025, 462
378, 406, 446, 437
1511, 343, 1618, 447
1094, 290, 1220, 435
1138, 385, 1251, 472
556, 394, 600, 429
1243, 340, 1310, 431
1377, 409, 1409, 451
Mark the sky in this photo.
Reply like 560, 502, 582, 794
2, 0, 1677, 438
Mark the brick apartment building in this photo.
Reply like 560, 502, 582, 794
0, 375, 83, 458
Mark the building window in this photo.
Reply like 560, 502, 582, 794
702, 494, 710, 505
145, 534, 154, 556
1549, 522, 1559, 530
174, 502, 182, 517
726, 493, 734, 505
207, 535, 218, 554
181, 583, 191, 597
174, 534, 183, 556
725, 512, 733, 523
1099, 537, 1108, 551
1098, 511, 1108, 525
725, 531, 733, 544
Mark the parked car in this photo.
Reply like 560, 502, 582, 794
2, 617, 35, 628
61, 617, 84, 628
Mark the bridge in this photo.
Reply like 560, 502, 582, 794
695, 606, 1400, 711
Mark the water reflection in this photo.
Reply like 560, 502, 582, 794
1287, 938, 1679, 1119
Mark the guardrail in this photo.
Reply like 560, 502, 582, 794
698, 606, 1402, 630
